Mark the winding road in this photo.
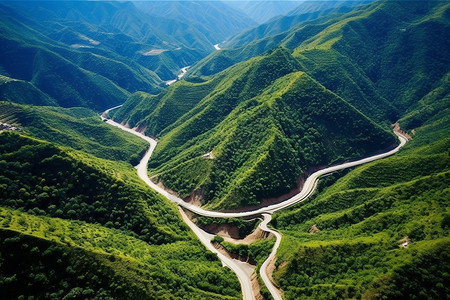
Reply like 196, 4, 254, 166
103, 108, 408, 299
259, 214, 283, 300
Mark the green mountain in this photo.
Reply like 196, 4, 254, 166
191, 0, 449, 122
187, 1, 367, 79
223, 1, 368, 49
0, 0, 448, 298
111, 48, 396, 210
0, 131, 241, 299
111, 0, 449, 212
290, 0, 450, 119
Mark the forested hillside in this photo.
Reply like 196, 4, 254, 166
112, 48, 396, 210
0, 132, 241, 299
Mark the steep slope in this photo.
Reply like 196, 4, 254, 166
113, 48, 396, 210
292, 0, 450, 114
188, 1, 366, 78
110, 77, 223, 135
224, 0, 368, 49
0, 33, 131, 110
0, 75, 56, 106
153, 71, 394, 210
0, 132, 241, 299
189, 1, 449, 124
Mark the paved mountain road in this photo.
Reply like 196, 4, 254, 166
103, 110, 408, 299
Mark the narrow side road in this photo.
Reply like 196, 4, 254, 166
178, 208, 255, 300
259, 214, 283, 300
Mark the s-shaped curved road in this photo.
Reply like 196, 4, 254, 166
103, 109, 408, 300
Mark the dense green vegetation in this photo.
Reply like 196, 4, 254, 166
111, 1, 449, 212
113, 2, 450, 297
114, 48, 395, 210
187, 2, 362, 79
1, 230, 150, 299
189, 1, 449, 124
219, 239, 275, 267
110, 77, 222, 135
196, 216, 260, 239
1, 0, 448, 298
0, 102, 148, 163
224, 1, 364, 48
0, 132, 186, 244
0, 209, 241, 300
0, 132, 241, 298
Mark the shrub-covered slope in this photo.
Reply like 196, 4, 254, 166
271, 108, 450, 299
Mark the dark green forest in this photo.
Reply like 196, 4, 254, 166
0, 131, 241, 299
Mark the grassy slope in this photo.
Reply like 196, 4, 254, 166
0, 102, 148, 164
110, 76, 223, 135
0, 132, 241, 299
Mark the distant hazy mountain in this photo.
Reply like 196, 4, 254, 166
227, 1, 303, 24
134, 1, 257, 44
0, 1, 254, 110
224, 0, 371, 48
